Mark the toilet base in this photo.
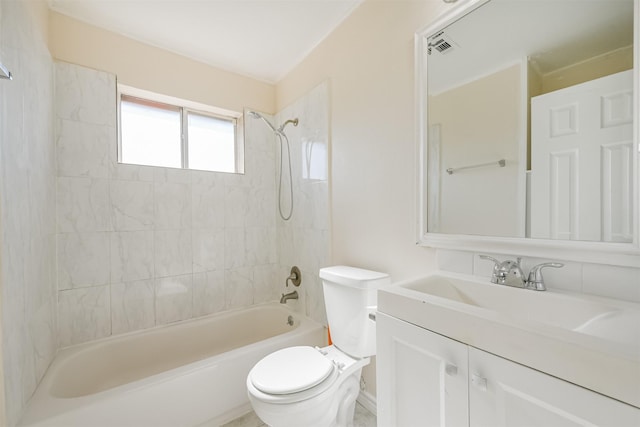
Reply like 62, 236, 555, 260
248, 348, 369, 427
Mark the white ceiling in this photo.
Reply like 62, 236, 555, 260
49, 0, 363, 83
427, 0, 634, 94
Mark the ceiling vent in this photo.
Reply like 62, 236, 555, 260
427, 31, 458, 55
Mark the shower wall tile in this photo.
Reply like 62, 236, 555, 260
1, 4, 57, 421
246, 226, 277, 266
57, 177, 111, 232
0, 1, 57, 418
192, 172, 225, 229
110, 180, 155, 231
244, 144, 276, 189
225, 227, 247, 269
111, 279, 156, 334
58, 286, 111, 347
193, 270, 225, 317
276, 81, 331, 325
154, 181, 192, 230
110, 231, 154, 283
154, 166, 192, 184
56, 119, 112, 178
298, 229, 329, 276
243, 110, 273, 152
192, 228, 225, 273
53, 63, 333, 353
224, 185, 251, 228
154, 229, 192, 277
57, 232, 110, 290
248, 187, 277, 227
29, 300, 57, 384
253, 264, 280, 304
109, 161, 155, 182
155, 274, 193, 325
225, 267, 254, 310
304, 274, 328, 326
55, 61, 116, 126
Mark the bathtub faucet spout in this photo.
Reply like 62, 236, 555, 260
280, 290, 298, 304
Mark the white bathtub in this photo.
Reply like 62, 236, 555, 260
19, 303, 326, 427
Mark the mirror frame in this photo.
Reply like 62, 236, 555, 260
416, 0, 640, 267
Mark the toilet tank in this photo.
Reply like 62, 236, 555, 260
319, 266, 390, 358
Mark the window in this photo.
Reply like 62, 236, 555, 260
118, 87, 243, 173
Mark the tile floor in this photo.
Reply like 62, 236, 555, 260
221, 402, 376, 427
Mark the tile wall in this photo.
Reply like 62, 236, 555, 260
437, 249, 640, 302
0, 1, 57, 425
275, 82, 331, 324
55, 61, 283, 347
54, 62, 331, 347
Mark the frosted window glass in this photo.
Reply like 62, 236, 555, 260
120, 98, 182, 168
187, 112, 236, 173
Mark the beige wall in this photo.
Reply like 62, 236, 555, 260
429, 64, 523, 237
541, 45, 633, 94
277, 0, 444, 280
276, 0, 452, 398
49, 11, 275, 114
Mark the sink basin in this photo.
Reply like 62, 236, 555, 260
378, 271, 640, 408
400, 274, 618, 332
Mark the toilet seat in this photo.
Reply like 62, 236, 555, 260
250, 346, 335, 395
247, 345, 363, 405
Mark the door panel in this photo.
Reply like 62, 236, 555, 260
469, 348, 640, 427
377, 313, 468, 427
530, 70, 633, 241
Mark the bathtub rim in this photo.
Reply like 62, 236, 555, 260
20, 302, 326, 426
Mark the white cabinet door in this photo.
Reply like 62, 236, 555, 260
469, 347, 640, 427
377, 313, 469, 427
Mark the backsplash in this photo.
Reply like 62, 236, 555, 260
54, 62, 329, 347
437, 249, 640, 302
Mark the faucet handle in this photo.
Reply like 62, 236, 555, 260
286, 266, 301, 287
479, 255, 501, 284
526, 262, 564, 291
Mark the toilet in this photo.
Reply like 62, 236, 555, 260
246, 266, 390, 427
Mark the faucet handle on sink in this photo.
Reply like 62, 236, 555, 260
479, 255, 502, 284
526, 262, 564, 291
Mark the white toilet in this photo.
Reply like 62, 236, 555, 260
246, 266, 390, 427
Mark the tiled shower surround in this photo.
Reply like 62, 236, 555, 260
54, 61, 330, 347
1, 2, 56, 425
276, 85, 330, 324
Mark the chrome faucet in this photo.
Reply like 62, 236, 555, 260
280, 290, 298, 303
525, 262, 564, 291
479, 255, 563, 291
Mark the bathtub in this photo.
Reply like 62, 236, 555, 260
19, 303, 326, 427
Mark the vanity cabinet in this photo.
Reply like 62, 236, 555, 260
377, 312, 468, 427
377, 312, 640, 427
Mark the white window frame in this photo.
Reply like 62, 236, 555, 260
117, 84, 245, 173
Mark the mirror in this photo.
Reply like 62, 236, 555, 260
417, 0, 639, 264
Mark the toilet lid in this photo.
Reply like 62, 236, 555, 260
250, 346, 335, 395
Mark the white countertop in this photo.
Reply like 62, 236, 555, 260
378, 271, 640, 408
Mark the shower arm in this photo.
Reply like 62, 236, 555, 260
248, 111, 298, 135
277, 118, 299, 133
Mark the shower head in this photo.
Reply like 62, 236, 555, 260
247, 110, 279, 134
